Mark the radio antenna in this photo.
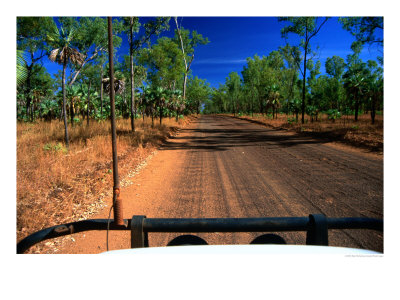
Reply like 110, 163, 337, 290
107, 17, 124, 226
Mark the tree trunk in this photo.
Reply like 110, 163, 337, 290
70, 98, 75, 126
354, 94, 359, 122
87, 80, 91, 126
183, 73, 187, 100
25, 65, 33, 121
302, 45, 307, 124
371, 94, 376, 125
62, 59, 69, 149
100, 63, 104, 117
174, 18, 189, 101
159, 104, 163, 125
130, 17, 136, 132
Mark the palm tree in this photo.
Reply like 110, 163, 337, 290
170, 89, 183, 121
152, 86, 167, 125
65, 85, 84, 125
48, 23, 85, 148
265, 84, 280, 119
141, 86, 157, 127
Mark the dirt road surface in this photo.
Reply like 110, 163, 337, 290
57, 115, 383, 253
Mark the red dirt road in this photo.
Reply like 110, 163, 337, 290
57, 115, 383, 253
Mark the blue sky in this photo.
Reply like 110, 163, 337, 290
42, 17, 383, 89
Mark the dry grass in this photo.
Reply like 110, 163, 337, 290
17, 116, 194, 246
232, 113, 383, 152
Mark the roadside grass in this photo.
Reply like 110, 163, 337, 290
231, 113, 383, 152
17, 116, 194, 248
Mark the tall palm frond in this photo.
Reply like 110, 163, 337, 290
17, 49, 28, 86
49, 47, 85, 65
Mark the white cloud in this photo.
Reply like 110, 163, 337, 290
193, 58, 247, 65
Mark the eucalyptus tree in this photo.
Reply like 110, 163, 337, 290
241, 56, 262, 115
174, 17, 209, 101
27, 66, 54, 120
17, 17, 54, 120
339, 17, 383, 48
121, 54, 147, 118
279, 44, 300, 114
47, 21, 85, 149
122, 17, 170, 132
325, 55, 346, 110
205, 85, 227, 114
279, 17, 329, 123
343, 42, 369, 122
306, 59, 321, 115
138, 36, 185, 118
225, 72, 241, 116
262, 51, 285, 116
365, 60, 383, 124
186, 76, 211, 115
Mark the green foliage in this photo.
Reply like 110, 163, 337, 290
43, 143, 68, 154
306, 105, 318, 118
15, 17, 383, 127
327, 109, 342, 121
287, 117, 297, 124
186, 76, 211, 114
325, 56, 345, 79
339, 17, 383, 47
17, 50, 29, 86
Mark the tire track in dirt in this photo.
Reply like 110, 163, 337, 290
184, 115, 382, 251
214, 115, 382, 251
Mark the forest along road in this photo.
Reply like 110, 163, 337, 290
59, 115, 383, 253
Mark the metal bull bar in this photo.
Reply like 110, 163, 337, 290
17, 214, 383, 253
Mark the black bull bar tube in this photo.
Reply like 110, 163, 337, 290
17, 214, 383, 253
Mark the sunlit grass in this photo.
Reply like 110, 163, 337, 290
16, 116, 192, 248
231, 112, 383, 150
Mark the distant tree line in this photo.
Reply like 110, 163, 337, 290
203, 17, 383, 125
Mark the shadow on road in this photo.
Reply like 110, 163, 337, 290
161, 122, 330, 152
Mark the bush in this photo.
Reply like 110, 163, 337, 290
287, 117, 297, 125
327, 109, 342, 122
43, 142, 68, 154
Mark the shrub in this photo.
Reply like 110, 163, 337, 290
327, 109, 342, 122
43, 142, 68, 154
287, 117, 297, 125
